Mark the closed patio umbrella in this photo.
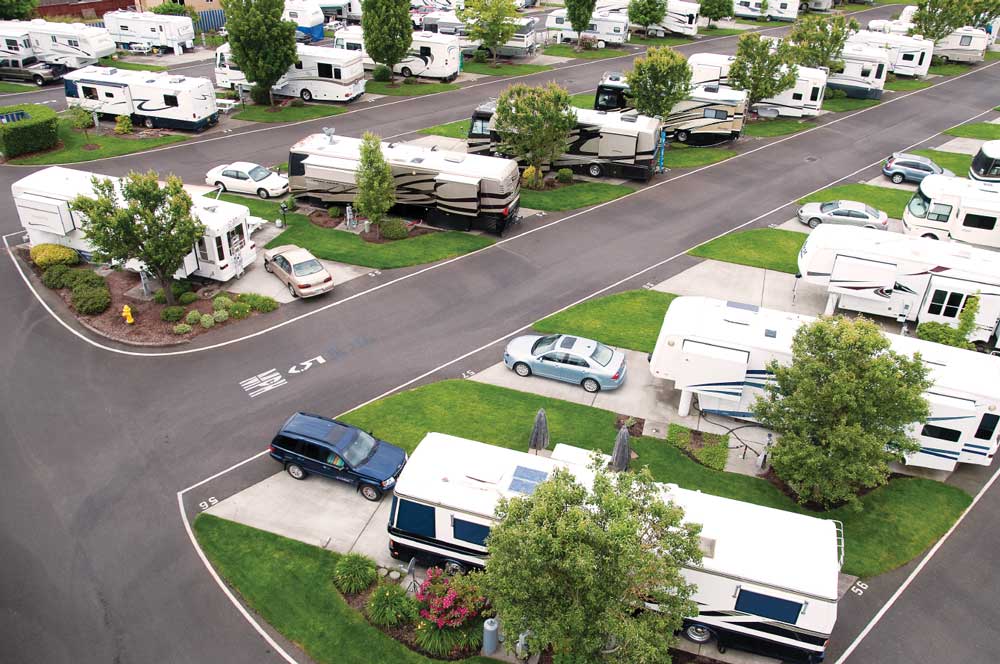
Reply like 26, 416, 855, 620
528, 408, 549, 455
611, 425, 630, 472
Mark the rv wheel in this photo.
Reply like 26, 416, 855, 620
684, 624, 713, 644
286, 462, 307, 480
360, 484, 383, 502
32, 75, 44, 87
143, 117, 154, 129
582, 378, 601, 393
513, 362, 532, 377
443, 560, 467, 576
891, 173, 905, 184
676, 129, 690, 143
401, 67, 413, 78
300, 89, 313, 102
257, 188, 270, 199
808, 217, 822, 229
588, 163, 603, 178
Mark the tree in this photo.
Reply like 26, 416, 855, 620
965, 0, 1000, 30
753, 316, 931, 510
564, 0, 598, 51
728, 33, 797, 114
0, 0, 36, 20
493, 83, 577, 183
223, 0, 297, 105
458, 0, 519, 66
361, 0, 413, 82
627, 46, 691, 119
700, 0, 732, 28
481, 465, 702, 663
152, 2, 200, 26
355, 131, 396, 236
71, 171, 205, 307
910, 0, 971, 43
916, 294, 981, 350
787, 14, 859, 71
67, 106, 93, 142
627, 0, 666, 32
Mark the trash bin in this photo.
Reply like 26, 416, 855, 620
482, 618, 498, 655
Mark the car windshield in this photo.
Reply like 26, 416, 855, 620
907, 190, 930, 219
531, 334, 560, 355
591, 342, 614, 367
343, 430, 377, 466
820, 201, 839, 213
248, 165, 271, 181
293, 258, 324, 277
22, 56, 37, 66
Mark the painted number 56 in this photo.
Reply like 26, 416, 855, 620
199, 497, 218, 511
850, 581, 869, 596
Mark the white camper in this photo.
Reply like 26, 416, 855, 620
214, 43, 365, 101
332, 25, 460, 80
422, 12, 537, 57
666, 84, 747, 143
63, 66, 219, 131
103, 11, 195, 56
800, 0, 832, 10
903, 174, 1000, 249
846, 30, 933, 77
546, 7, 629, 47
389, 433, 842, 664
22, 19, 115, 69
0, 23, 31, 60
12, 167, 259, 283
214, 42, 246, 89
869, 18, 989, 63
283, 0, 326, 41
597, 0, 700, 37
733, 0, 798, 22
970, 140, 1000, 184
317, 0, 363, 23
827, 42, 889, 99
688, 52, 827, 117
649, 296, 1000, 471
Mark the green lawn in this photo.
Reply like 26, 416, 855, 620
688, 228, 806, 274
735, 18, 789, 27
419, 119, 470, 139
741, 119, 814, 137
461, 61, 552, 76
700, 26, 744, 36
520, 182, 633, 211
570, 91, 594, 109
928, 62, 972, 77
798, 183, 913, 219
534, 290, 677, 353
629, 35, 692, 47
218, 193, 294, 218
987, 50, 1000, 62
233, 103, 347, 123
543, 44, 629, 59
663, 144, 736, 168
9, 119, 187, 165
945, 122, 1000, 141
912, 149, 972, 176
823, 96, 881, 112
366, 80, 459, 96
0, 81, 34, 92
98, 56, 166, 72
667, 423, 728, 471
885, 77, 932, 92
340, 379, 971, 578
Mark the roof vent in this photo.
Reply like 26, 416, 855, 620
699, 536, 716, 558
444, 154, 465, 163
411, 157, 424, 164
621, 115, 636, 122
705, 84, 720, 93
764, 329, 777, 338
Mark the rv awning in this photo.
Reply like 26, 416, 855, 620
830, 255, 896, 301
317, 0, 349, 7
674, 340, 750, 402
434, 172, 481, 187
303, 154, 357, 185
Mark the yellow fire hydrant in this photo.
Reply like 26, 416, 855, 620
122, 304, 134, 325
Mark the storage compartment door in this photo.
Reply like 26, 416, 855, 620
434, 172, 480, 217
673, 340, 750, 402
302, 155, 357, 186
15, 193, 75, 236
601, 129, 637, 161
830, 255, 896, 300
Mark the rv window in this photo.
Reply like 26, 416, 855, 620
420, 46, 431, 57
861, 66, 872, 78
227, 225, 246, 252
470, 118, 489, 135
197, 237, 210, 261
83, 86, 98, 100
963, 213, 997, 231
613, 26, 621, 33
555, 16, 564, 24
876, 63, 885, 79
942, 291, 965, 317
976, 414, 999, 441
907, 190, 931, 218
902, 53, 915, 61
318, 62, 333, 78
738, 1, 749, 6
702, 109, 727, 120
921, 424, 962, 443
390, 496, 398, 525
453, 518, 490, 546
334, 67, 342, 80
0, 60, 7, 67
927, 289, 948, 315
5, 39, 16, 50
104, 91, 114, 98
588, 23, 596, 31
346, 42, 362, 51
121, 25, 128, 31
780, 2, 787, 7
150, 28, 157, 33
396, 499, 436, 538
960, 35, 973, 46
919, 52, 925, 65
289, 10, 298, 17
792, 92, 802, 100
215, 235, 226, 261
295, 60, 303, 69
164, 94, 179, 107
69, 39, 79, 47
735, 590, 802, 625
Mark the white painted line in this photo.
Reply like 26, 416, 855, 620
178, 449, 272, 495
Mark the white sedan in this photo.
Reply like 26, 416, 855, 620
205, 162, 289, 199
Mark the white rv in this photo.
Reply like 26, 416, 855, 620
733, 0, 798, 22
317, 0, 363, 22
546, 8, 629, 47
12, 167, 259, 283
332, 25, 460, 80
0, 23, 31, 60
103, 11, 195, 56
846, 30, 933, 77
970, 141, 1000, 184
284, 0, 326, 41
597, 0, 700, 37
214, 43, 365, 102
63, 66, 219, 131
21, 19, 115, 69
649, 296, 1000, 471
800, 0, 832, 10
903, 174, 1000, 249
868, 19, 989, 63
797, 225, 1000, 352
827, 42, 889, 99
688, 52, 827, 118
389, 432, 842, 664
288, 132, 522, 235
422, 12, 538, 57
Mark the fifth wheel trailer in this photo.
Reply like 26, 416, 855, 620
1, 19, 115, 70
102, 11, 195, 56
596, 0, 700, 37
970, 141, 1000, 183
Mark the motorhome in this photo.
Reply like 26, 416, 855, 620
797, 225, 1000, 352
826, 42, 889, 99
800, 0, 832, 10
214, 42, 246, 89
467, 102, 662, 181
732, 0, 798, 22
332, 25, 460, 80
12, 167, 259, 283
687, 52, 826, 118
970, 141, 1000, 184
288, 132, 521, 235
103, 11, 195, 56
903, 174, 1000, 249
214, 43, 365, 101
283, 0, 326, 41
422, 12, 538, 57
389, 432, 842, 664
868, 19, 989, 63
63, 66, 219, 131
545, 8, 629, 47
846, 30, 933, 77
649, 296, 1000, 472
597, 0, 700, 37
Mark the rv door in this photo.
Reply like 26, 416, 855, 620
672, 340, 750, 402
15, 193, 75, 236
434, 172, 480, 217
829, 255, 896, 300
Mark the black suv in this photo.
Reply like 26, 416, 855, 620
0, 56, 58, 86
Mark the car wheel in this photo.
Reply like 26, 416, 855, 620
401, 67, 413, 78
215, 181, 227, 192
286, 463, 307, 480
143, 117, 154, 129
684, 624, 714, 644
443, 560, 466, 576
513, 362, 531, 377
300, 89, 312, 102
288, 283, 298, 298
922, 233, 939, 240
33, 75, 44, 87
808, 217, 821, 229
582, 378, 601, 393
891, 173, 904, 184
588, 163, 603, 178
360, 484, 382, 501
257, 188, 269, 199
264, 259, 272, 273
676, 129, 690, 143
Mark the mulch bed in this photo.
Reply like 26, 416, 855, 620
615, 414, 645, 437
759, 466, 908, 512
306, 209, 440, 243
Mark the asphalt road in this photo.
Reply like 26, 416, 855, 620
3, 6, 1000, 664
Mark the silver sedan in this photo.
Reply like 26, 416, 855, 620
797, 200, 889, 230
503, 334, 627, 393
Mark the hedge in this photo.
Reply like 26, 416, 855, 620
30, 243, 80, 269
0, 104, 59, 158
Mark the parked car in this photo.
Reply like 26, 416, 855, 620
269, 412, 408, 501
205, 162, 289, 199
0, 56, 58, 86
325, 18, 346, 32
797, 200, 889, 230
503, 333, 627, 393
882, 152, 954, 184
263, 244, 335, 298
295, 31, 313, 44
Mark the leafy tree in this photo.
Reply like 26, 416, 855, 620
728, 32, 797, 114
481, 465, 702, 663
753, 316, 931, 510
67, 106, 94, 142
628, 0, 666, 32
916, 294, 980, 350
71, 171, 205, 307
627, 46, 691, 119
458, 0, 519, 66
910, 0, 972, 42
361, 0, 413, 82
493, 82, 577, 183
0, 0, 36, 20
700, 0, 732, 28
787, 14, 859, 71
223, 0, 297, 105
152, 2, 200, 25
965, 0, 1000, 30
564, 0, 598, 51
355, 131, 396, 236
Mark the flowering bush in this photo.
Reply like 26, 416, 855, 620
415, 567, 487, 630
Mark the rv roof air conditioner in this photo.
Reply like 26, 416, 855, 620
705, 84, 720, 93
445, 155, 465, 163
622, 115, 636, 123
411, 157, 424, 164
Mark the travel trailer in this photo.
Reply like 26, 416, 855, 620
797, 225, 1000, 352
902, 174, 1000, 249
12, 167, 259, 283
845, 30, 933, 77
545, 8, 629, 47
1, 19, 115, 70
467, 102, 662, 181
389, 432, 842, 664
596, 0, 700, 37
0, 23, 30, 60
318, 0, 363, 23
800, 0, 832, 10
63, 66, 219, 131
649, 296, 1000, 472
687, 52, 827, 118
284, 0, 326, 41
868, 19, 989, 63
733, 0, 798, 22
422, 12, 538, 57
827, 42, 888, 99
103, 11, 195, 56
332, 25, 460, 80
970, 141, 1000, 184
288, 132, 521, 235
213, 42, 246, 89
214, 43, 365, 101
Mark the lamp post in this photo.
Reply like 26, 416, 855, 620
278, 202, 288, 228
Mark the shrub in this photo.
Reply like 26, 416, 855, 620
372, 64, 392, 82
172, 323, 193, 335
178, 291, 198, 305
333, 553, 378, 594
199, 313, 215, 329
212, 295, 234, 311
114, 114, 133, 135
30, 243, 80, 269
213, 309, 229, 323
250, 84, 272, 106
473, 49, 487, 63
290, 98, 305, 107
0, 104, 59, 158
42, 264, 72, 289
229, 301, 252, 319
71, 284, 111, 315
237, 292, 279, 313
916, 321, 974, 350
64, 269, 105, 290
379, 217, 410, 240
412, 621, 468, 658
153, 281, 193, 304
160, 305, 185, 322
416, 567, 487, 629
828, 88, 847, 99
185, 309, 202, 324
328, 204, 342, 217
367, 583, 419, 627
556, 167, 573, 184
403, 77, 417, 85
521, 165, 544, 190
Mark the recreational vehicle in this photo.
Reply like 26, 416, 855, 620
103, 11, 195, 56
826, 42, 888, 99
389, 432, 842, 664
797, 225, 1000, 352
467, 102, 662, 181
597, 0, 700, 37
318, 0, 363, 23
283, 0, 326, 41
845, 30, 933, 77
868, 19, 989, 63
332, 25, 460, 80
422, 12, 538, 57
215, 43, 365, 101
732, 0, 798, 22
19, 19, 115, 70
288, 132, 521, 235
12, 167, 259, 283
545, 8, 629, 47
649, 296, 1000, 472
903, 174, 1000, 248
0, 23, 31, 60
688, 52, 827, 118
214, 42, 246, 89
800, 0, 832, 10
970, 141, 1000, 183
63, 66, 219, 131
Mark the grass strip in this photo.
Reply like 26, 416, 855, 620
798, 183, 913, 219
664, 144, 736, 168
419, 119, 470, 139
944, 122, 1000, 141
885, 77, 932, 92
519, 182, 634, 211
9, 118, 186, 165
688, 227, 806, 274
461, 61, 552, 76
543, 44, 629, 59
741, 118, 814, 137
98, 56, 167, 71
366, 80, 459, 96
823, 96, 881, 112
233, 102, 347, 123
534, 290, 677, 353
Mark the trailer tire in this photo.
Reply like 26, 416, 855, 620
808, 217, 821, 229
588, 163, 603, 178
143, 117, 155, 129
33, 75, 44, 87
684, 624, 714, 644
300, 89, 313, 101
676, 129, 690, 143
401, 66, 413, 78
513, 362, 531, 377
891, 173, 905, 184
597, 40, 606, 48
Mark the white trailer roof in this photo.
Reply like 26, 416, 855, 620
848, 29, 932, 49
919, 173, 1000, 206
573, 107, 661, 134
840, 41, 892, 64
296, 43, 363, 66
104, 10, 193, 26
689, 53, 826, 84
0, 22, 29, 37
689, 83, 747, 105
24, 18, 109, 39
63, 65, 213, 92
